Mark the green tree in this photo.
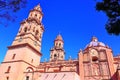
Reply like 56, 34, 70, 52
0, 0, 27, 26
96, 0, 120, 35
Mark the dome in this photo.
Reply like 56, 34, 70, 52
55, 34, 63, 41
88, 41, 105, 47
86, 36, 106, 48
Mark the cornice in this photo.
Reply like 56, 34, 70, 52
8, 43, 42, 56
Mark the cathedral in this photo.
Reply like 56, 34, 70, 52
0, 4, 120, 80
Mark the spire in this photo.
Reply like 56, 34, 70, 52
34, 4, 42, 11
27, 3, 43, 25
54, 34, 64, 49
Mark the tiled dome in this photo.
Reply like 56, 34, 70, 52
86, 36, 106, 47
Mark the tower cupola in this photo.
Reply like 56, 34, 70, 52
50, 34, 65, 61
28, 4, 43, 24
54, 34, 64, 49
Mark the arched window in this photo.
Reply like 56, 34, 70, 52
24, 27, 27, 33
6, 66, 11, 73
26, 76, 29, 80
6, 76, 9, 80
56, 43, 58, 46
35, 30, 39, 36
12, 54, 16, 59
35, 14, 37, 17
59, 43, 61, 47
54, 54, 57, 59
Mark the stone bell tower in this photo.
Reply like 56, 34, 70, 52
0, 4, 44, 80
12, 4, 44, 52
50, 34, 65, 61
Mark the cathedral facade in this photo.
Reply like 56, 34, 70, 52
0, 4, 120, 80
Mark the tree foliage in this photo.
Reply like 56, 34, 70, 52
96, 0, 120, 35
0, 0, 27, 26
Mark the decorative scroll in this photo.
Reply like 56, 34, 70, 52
101, 62, 109, 76
92, 63, 100, 76
84, 64, 91, 76
99, 51, 107, 60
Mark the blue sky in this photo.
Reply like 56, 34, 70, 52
0, 0, 120, 62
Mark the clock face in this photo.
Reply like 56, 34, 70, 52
89, 49, 98, 56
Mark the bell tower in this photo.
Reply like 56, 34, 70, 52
12, 4, 44, 52
50, 34, 65, 61
0, 4, 44, 80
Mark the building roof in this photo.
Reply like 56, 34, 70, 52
39, 72, 80, 80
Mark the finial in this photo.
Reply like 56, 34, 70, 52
91, 36, 98, 42
69, 56, 72, 60
79, 49, 82, 53
34, 3, 42, 11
